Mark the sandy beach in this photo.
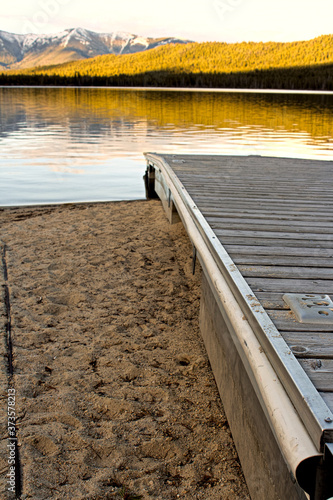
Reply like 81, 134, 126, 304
0, 200, 249, 499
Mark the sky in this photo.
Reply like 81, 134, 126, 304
0, 0, 332, 43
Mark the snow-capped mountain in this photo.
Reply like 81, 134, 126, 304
0, 28, 192, 70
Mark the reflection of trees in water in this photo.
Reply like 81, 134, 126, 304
0, 88, 142, 142
0, 94, 28, 139
0, 87, 332, 145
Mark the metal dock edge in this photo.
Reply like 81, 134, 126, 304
144, 153, 333, 500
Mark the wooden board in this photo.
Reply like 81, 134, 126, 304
245, 277, 333, 294
281, 331, 333, 359
267, 310, 333, 333
233, 255, 333, 268
299, 359, 333, 392
224, 245, 333, 258
238, 265, 333, 280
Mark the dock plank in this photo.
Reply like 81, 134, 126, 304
215, 228, 332, 241
281, 331, 333, 359
232, 255, 333, 268
202, 209, 333, 222
224, 245, 333, 258
222, 237, 333, 248
320, 391, 333, 411
206, 217, 333, 233
246, 277, 333, 294
267, 309, 333, 333
254, 292, 290, 310
238, 265, 333, 280
299, 359, 333, 392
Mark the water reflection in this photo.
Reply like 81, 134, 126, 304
0, 87, 332, 205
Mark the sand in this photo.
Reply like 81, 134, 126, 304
0, 200, 249, 500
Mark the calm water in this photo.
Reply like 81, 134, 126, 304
0, 87, 332, 206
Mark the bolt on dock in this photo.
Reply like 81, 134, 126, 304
144, 153, 333, 500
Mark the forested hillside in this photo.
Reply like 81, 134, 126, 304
1, 34, 332, 89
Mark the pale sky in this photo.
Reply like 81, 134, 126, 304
0, 0, 332, 43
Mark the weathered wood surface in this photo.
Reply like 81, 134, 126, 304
224, 245, 333, 257
238, 265, 333, 279
246, 277, 333, 293
267, 310, 333, 332
320, 392, 333, 409
233, 255, 333, 268
281, 331, 333, 359
207, 217, 333, 233
299, 359, 333, 392
161, 154, 333, 413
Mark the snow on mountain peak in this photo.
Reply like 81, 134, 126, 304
130, 37, 149, 47
0, 28, 192, 69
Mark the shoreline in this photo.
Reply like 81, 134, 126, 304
1, 85, 333, 95
0, 200, 249, 499
0, 198, 147, 210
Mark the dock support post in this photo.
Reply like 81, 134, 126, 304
143, 164, 158, 199
312, 444, 333, 500
148, 165, 180, 224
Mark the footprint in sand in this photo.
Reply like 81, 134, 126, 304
26, 435, 59, 456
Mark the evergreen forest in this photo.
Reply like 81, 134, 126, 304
1, 35, 332, 90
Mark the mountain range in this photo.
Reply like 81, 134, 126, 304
0, 27, 192, 70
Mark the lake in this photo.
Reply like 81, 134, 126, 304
0, 87, 332, 206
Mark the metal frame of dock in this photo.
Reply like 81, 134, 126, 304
144, 153, 333, 500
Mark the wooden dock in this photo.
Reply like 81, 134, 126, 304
144, 154, 333, 500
